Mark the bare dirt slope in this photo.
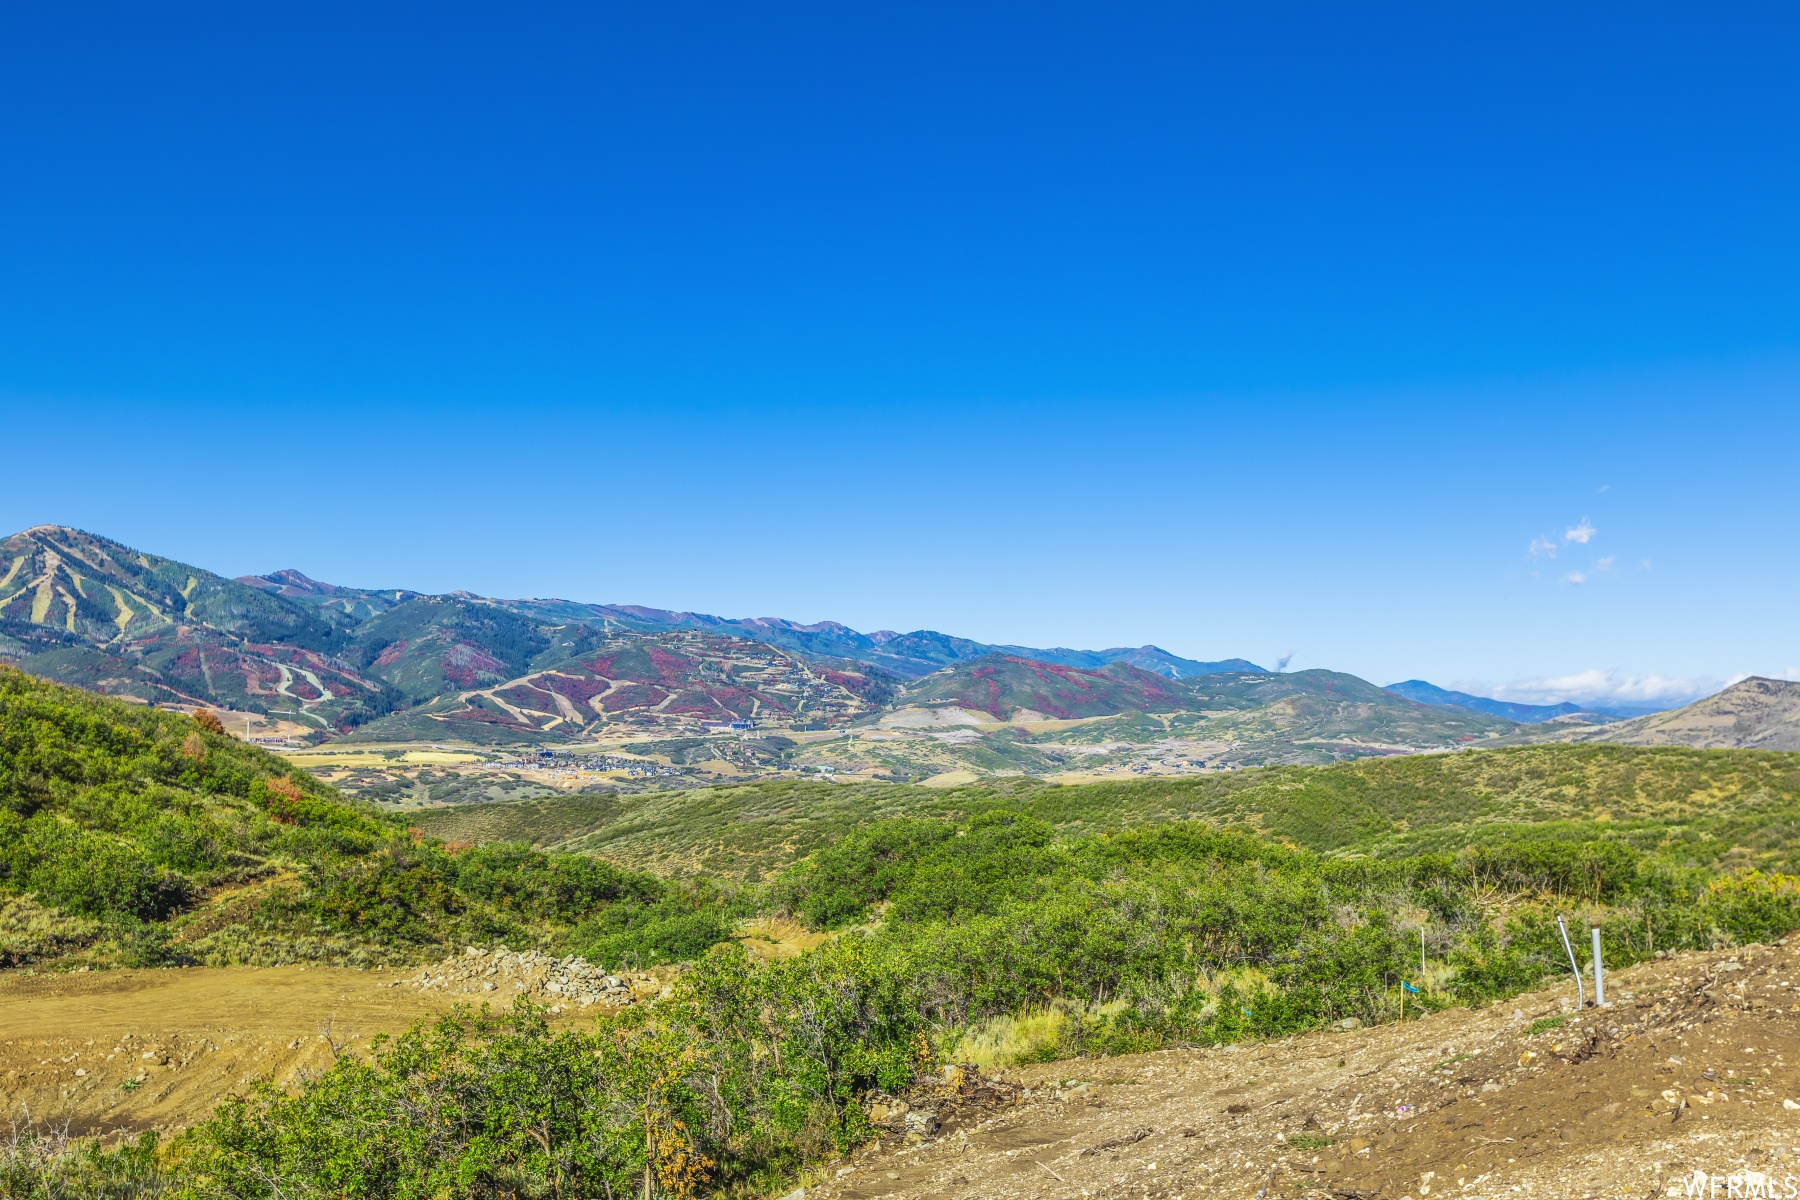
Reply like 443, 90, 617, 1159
822, 944, 1800, 1200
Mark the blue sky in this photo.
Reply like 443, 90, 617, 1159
3, 3, 1797, 705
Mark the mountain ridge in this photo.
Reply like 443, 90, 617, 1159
235, 566, 1264, 681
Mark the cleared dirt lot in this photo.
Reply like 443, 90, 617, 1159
0, 964, 468, 1135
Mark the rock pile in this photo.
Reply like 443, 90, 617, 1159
402, 946, 667, 1011
863, 1063, 1024, 1142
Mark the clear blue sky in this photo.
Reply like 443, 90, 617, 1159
3, 3, 1797, 705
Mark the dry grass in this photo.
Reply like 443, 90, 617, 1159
919, 769, 981, 789
0, 896, 99, 963
947, 1004, 1075, 1068
734, 916, 832, 964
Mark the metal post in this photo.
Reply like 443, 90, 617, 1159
1591, 927, 1606, 1007
1421, 927, 1427, 988
1557, 916, 1586, 1009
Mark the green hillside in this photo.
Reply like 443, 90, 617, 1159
353, 595, 551, 699
158, 754, 1800, 1199
0, 527, 403, 730
0, 525, 341, 652
235, 568, 419, 623
838, 665, 1523, 777
339, 629, 892, 744
0, 667, 736, 970
413, 741, 1800, 880
1113, 667, 1519, 755
897, 653, 1192, 718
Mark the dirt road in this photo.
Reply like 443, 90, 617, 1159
823, 943, 1800, 1200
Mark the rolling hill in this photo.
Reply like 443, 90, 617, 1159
1026, 667, 1523, 764
350, 595, 552, 700
411, 739, 1800, 880
237, 568, 420, 621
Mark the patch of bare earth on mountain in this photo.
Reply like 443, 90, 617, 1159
817, 944, 1800, 1200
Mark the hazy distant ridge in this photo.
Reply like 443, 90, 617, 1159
1383, 679, 1589, 723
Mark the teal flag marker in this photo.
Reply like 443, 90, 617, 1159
1401, 981, 1420, 995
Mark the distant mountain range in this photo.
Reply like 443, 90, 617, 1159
0, 526, 1264, 731
0, 525, 1729, 774
238, 576, 1265, 683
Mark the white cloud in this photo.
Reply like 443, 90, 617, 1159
1454, 669, 1721, 708
1725, 668, 1800, 685
1596, 556, 1616, 572
1527, 537, 1557, 560
1564, 518, 1597, 544
1564, 571, 1586, 585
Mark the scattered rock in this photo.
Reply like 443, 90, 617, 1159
405, 946, 656, 1008
1081, 1128, 1152, 1156
903, 1110, 939, 1137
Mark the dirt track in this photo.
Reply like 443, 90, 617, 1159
824, 943, 1800, 1200
0, 964, 464, 1136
